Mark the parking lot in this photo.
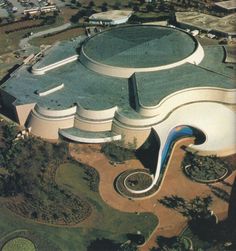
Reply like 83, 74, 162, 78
0, 0, 65, 19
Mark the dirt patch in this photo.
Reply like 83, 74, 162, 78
69, 140, 236, 251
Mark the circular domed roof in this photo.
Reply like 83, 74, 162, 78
80, 25, 204, 77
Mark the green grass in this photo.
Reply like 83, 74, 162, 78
56, 163, 157, 236
0, 162, 157, 251
182, 227, 212, 250
2, 237, 35, 251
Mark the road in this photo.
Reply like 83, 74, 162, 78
19, 22, 71, 50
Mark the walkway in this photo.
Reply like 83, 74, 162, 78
70, 140, 236, 250
19, 22, 71, 50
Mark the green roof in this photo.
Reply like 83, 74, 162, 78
1, 29, 235, 117
82, 25, 197, 68
136, 46, 235, 107
34, 36, 85, 69
2, 61, 129, 111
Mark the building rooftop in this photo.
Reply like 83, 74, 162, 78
176, 12, 236, 35
215, 0, 236, 10
1, 25, 235, 116
89, 10, 133, 22
82, 25, 197, 68
136, 47, 235, 107
34, 36, 85, 69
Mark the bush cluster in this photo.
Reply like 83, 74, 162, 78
183, 153, 229, 182
0, 123, 91, 225
101, 138, 137, 163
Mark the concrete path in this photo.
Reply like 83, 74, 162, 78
19, 22, 71, 50
70, 141, 235, 251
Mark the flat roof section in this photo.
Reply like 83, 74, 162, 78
89, 10, 133, 22
82, 25, 197, 68
215, 0, 236, 10
136, 46, 235, 107
176, 12, 236, 35
34, 36, 85, 70
2, 61, 130, 111
224, 45, 236, 63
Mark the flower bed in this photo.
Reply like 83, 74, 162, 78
115, 169, 158, 199
183, 153, 229, 183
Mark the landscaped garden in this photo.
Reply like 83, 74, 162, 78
2, 237, 35, 251
101, 138, 137, 163
116, 169, 159, 199
125, 171, 153, 191
182, 153, 229, 183
0, 119, 158, 250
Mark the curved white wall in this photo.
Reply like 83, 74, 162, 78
35, 104, 77, 117
76, 103, 117, 120
27, 109, 74, 139
74, 115, 113, 132
59, 129, 121, 143
126, 102, 236, 194
32, 55, 78, 75
115, 88, 236, 127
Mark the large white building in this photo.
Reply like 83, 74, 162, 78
1, 25, 235, 195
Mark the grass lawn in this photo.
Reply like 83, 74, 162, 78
182, 227, 213, 250
0, 16, 64, 55
0, 162, 157, 251
30, 27, 85, 47
2, 237, 35, 251
56, 163, 158, 237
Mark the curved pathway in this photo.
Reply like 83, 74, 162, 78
19, 22, 71, 50
70, 141, 236, 251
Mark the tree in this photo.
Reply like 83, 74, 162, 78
76, 1, 81, 7
158, 195, 213, 221
133, 4, 140, 12
88, 1, 95, 7
113, 1, 121, 10
101, 2, 108, 12
87, 238, 120, 251
153, 236, 191, 251
118, 242, 137, 251
146, 3, 156, 12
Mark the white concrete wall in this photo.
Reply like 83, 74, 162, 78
35, 104, 77, 117
32, 55, 78, 75
76, 103, 117, 120
59, 129, 121, 143
27, 109, 74, 139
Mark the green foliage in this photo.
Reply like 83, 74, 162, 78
0, 137, 68, 196
146, 3, 157, 12
87, 238, 120, 251
87, 238, 137, 251
0, 132, 91, 224
154, 236, 191, 251
101, 138, 137, 163
118, 242, 137, 251
1, 123, 17, 149
159, 195, 213, 221
183, 153, 229, 182
2, 237, 35, 251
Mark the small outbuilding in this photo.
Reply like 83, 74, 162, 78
89, 10, 133, 26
